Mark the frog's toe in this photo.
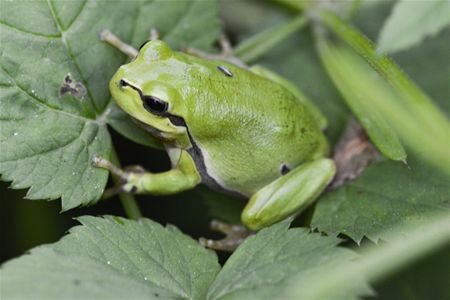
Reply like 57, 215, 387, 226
199, 219, 253, 252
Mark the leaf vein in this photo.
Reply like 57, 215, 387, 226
64, 0, 88, 31
0, 21, 61, 38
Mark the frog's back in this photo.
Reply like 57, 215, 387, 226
177, 55, 328, 196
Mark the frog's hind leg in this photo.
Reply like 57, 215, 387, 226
99, 29, 138, 59
242, 158, 336, 231
199, 220, 254, 252
184, 35, 247, 68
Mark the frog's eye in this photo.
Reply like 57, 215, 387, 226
142, 95, 169, 115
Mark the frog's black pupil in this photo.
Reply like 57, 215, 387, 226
142, 96, 168, 115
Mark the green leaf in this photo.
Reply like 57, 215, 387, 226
377, 0, 450, 54
0, 0, 220, 209
206, 221, 372, 300
374, 244, 450, 300
311, 156, 450, 243
1, 216, 220, 299
283, 213, 450, 299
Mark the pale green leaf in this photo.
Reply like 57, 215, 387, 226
283, 213, 450, 299
1, 216, 220, 299
0, 0, 220, 209
206, 221, 371, 300
374, 244, 450, 300
377, 0, 450, 54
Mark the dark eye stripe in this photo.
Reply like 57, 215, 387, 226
217, 65, 233, 77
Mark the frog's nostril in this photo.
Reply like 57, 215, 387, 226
119, 79, 128, 88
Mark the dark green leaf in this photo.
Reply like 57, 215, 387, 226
312, 156, 450, 243
284, 213, 450, 299
1, 216, 220, 299
0, 0, 220, 209
375, 244, 450, 300
207, 221, 371, 300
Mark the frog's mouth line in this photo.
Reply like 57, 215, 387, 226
132, 118, 164, 138
132, 114, 187, 140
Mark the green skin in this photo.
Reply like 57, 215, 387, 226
108, 40, 336, 231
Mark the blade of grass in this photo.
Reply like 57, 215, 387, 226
317, 36, 406, 161
316, 38, 449, 174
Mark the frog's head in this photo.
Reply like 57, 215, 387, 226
109, 40, 189, 144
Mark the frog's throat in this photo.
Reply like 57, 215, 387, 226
184, 129, 247, 199
134, 116, 245, 198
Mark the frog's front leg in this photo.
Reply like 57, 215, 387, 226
93, 150, 201, 195
242, 158, 336, 231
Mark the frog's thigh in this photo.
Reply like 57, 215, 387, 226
241, 158, 336, 231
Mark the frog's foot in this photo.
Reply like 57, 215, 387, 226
184, 35, 247, 68
199, 219, 254, 252
92, 155, 128, 181
91, 155, 143, 198
99, 29, 138, 59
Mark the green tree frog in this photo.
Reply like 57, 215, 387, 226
95, 30, 336, 249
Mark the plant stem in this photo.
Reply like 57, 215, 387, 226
110, 147, 142, 220
235, 15, 308, 64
